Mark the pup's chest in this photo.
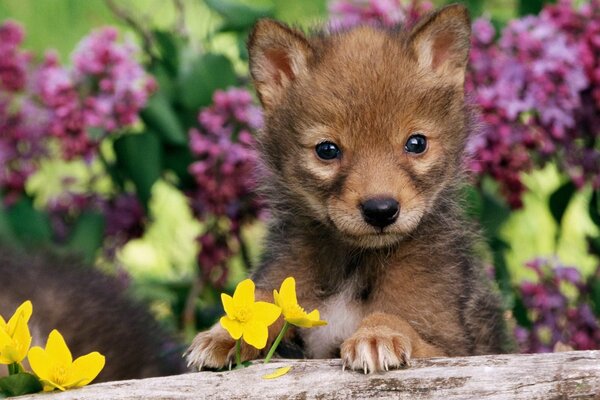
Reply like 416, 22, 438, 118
301, 290, 364, 358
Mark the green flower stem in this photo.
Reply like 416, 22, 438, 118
264, 322, 290, 364
8, 362, 20, 375
235, 339, 242, 369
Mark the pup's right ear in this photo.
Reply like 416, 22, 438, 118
248, 19, 312, 111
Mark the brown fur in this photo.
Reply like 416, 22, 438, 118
0, 245, 186, 381
186, 4, 512, 373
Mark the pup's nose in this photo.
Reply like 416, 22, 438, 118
360, 197, 399, 228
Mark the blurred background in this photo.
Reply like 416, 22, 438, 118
0, 0, 598, 354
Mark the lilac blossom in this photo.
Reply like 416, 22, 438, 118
188, 87, 263, 224
328, 0, 432, 30
468, 1, 600, 206
36, 27, 155, 159
0, 21, 49, 201
187, 87, 264, 287
515, 258, 600, 352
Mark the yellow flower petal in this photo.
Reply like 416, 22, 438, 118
287, 309, 328, 328
262, 366, 292, 379
0, 315, 7, 331
11, 312, 32, 362
242, 320, 269, 349
253, 302, 281, 326
232, 279, 255, 305
279, 277, 297, 307
46, 330, 73, 366
0, 326, 11, 348
65, 352, 106, 387
220, 316, 243, 340
221, 293, 235, 318
28, 346, 51, 381
7, 301, 32, 336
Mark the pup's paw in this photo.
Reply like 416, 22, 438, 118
340, 326, 411, 374
185, 324, 259, 370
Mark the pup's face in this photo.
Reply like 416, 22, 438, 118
249, 5, 471, 248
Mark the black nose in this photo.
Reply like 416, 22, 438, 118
360, 197, 400, 228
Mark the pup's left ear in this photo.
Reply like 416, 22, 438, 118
409, 4, 471, 86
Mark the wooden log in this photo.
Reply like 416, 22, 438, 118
17, 351, 600, 399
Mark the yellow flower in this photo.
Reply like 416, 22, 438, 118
273, 277, 327, 328
0, 300, 33, 364
220, 279, 281, 350
28, 330, 105, 392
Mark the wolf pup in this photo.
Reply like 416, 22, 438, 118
186, 4, 510, 373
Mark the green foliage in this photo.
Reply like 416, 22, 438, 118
518, 0, 553, 16
114, 132, 163, 209
177, 53, 238, 112
141, 93, 187, 146
549, 181, 576, 226
205, 0, 274, 32
65, 212, 105, 263
0, 373, 42, 397
5, 197, 52, 246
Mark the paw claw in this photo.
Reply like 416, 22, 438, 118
340, 328, 412, 373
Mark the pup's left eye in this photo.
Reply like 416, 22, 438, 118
404, 134, 427, 154
315, 141, 341, 160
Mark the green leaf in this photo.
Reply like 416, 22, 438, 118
589, 270, 600, 317
6, 197, 52, 245
65, 211, 105, 263
153, 30, 181, 77
0, 373, 43, 397
590, 190, 600, 227
518, 0, 550, 16
512, 294, 532, 328
114, 132, 163, 208
490, 237, 513, 301
479, 190, 510, 240
588, 235, 600, 258
163, 145, 195, 189
0, 201, 17, 245
141, 93, 187, 145
463, 185, 482, 220
549, 181, 576, 225
204, 0, 274, 32
177, 53, 237, 112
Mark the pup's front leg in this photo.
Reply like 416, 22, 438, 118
185, 289, 283, 370
341, 312, 446, 373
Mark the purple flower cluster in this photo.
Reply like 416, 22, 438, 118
36, 27, 155, 159
188, 88, 263, 224
328, 0, 432, 30
46, 191, 145, 258
515, 258, 600, 353
188, 87, 263, 287
0, 21, 49, 202
196, 231, 233, 288
0, 20, 155, 203
0, 21, 29, 92
468, 1, 600, 207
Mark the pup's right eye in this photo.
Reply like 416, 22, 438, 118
315, 142, 341, 160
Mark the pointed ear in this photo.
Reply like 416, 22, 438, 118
409, 4, 471, 86
248, 19, 312, 110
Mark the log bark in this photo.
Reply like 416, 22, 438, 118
17, 351, 600, 399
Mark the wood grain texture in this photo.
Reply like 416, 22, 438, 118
17, 351, 600, 399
